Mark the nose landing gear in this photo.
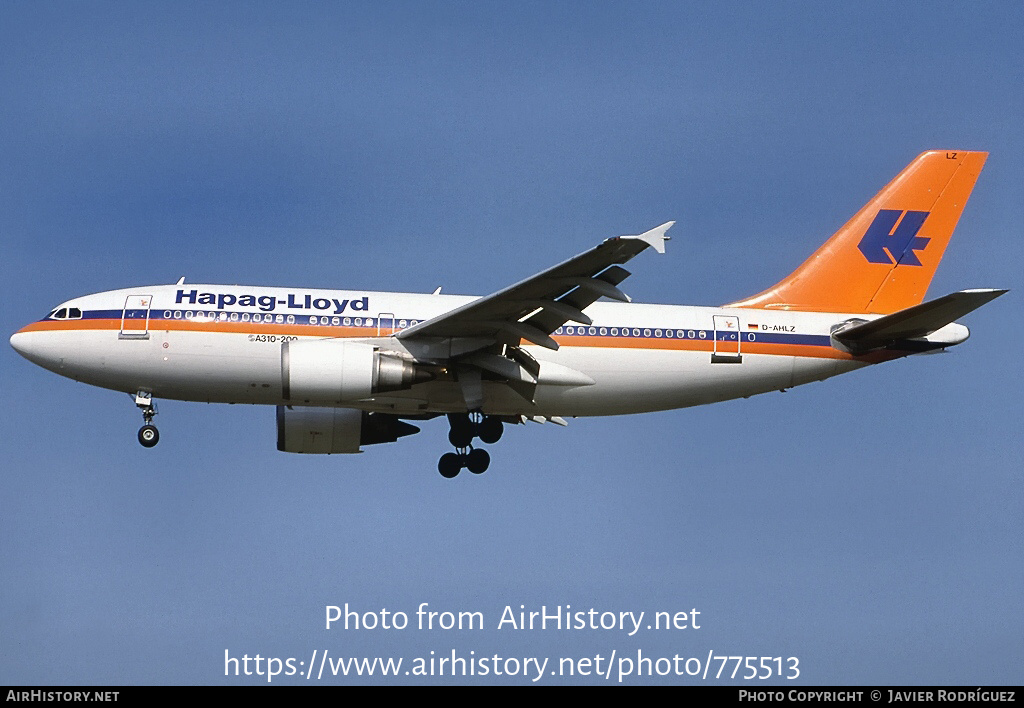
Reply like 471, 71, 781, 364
438, 413, 501, 478
134, 391, 159, 448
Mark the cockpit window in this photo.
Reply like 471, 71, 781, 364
48, 307, 82, 320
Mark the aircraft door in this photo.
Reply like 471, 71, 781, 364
120, 295, 153, 339
377, 312, 396, 336
712, 315, 742, 363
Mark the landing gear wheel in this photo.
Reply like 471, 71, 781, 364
466, 448, 490, 474
477, 417, 503, 444
448, 427, 474, 447
138, 424, 159, 448
438, 452, 462, 478
447, 413, 474, 447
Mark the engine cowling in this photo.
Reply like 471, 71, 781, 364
281, 339, 429, 404
276, 406, 420, 453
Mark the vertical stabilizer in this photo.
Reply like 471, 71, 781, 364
729, 151, 988, 314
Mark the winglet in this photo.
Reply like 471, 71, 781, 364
623, 221, 674, 254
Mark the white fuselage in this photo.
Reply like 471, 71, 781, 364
9, 282, 917, 418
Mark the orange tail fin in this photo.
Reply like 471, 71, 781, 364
730, 150, 988, 314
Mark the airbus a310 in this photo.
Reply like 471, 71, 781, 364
10, 150, 1006, 477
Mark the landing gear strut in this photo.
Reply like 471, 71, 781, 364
134, 391, 159, 448
438, 412, 502, 478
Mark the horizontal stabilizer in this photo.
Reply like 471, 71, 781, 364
832, 288, 1007, 353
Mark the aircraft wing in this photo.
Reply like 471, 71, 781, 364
397, 222, 673, 350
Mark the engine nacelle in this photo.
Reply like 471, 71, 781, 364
282, 339, 429, 404
276, 406, 420, 454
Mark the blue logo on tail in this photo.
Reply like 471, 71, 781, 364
857, 209, 931, 266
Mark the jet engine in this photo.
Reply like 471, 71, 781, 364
281, 339, 430, 404
276, 406, 420, 453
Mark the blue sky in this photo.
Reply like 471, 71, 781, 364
1, 1, 1021, 685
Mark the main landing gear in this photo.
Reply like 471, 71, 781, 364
438, 412, 503, 478
134, 391, 159, 448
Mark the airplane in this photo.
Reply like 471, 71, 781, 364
10, 150, 1007, 478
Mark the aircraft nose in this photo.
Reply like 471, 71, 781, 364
11, 326, 79, 377
11, 330, 29, 355
10, 329, 41, 363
